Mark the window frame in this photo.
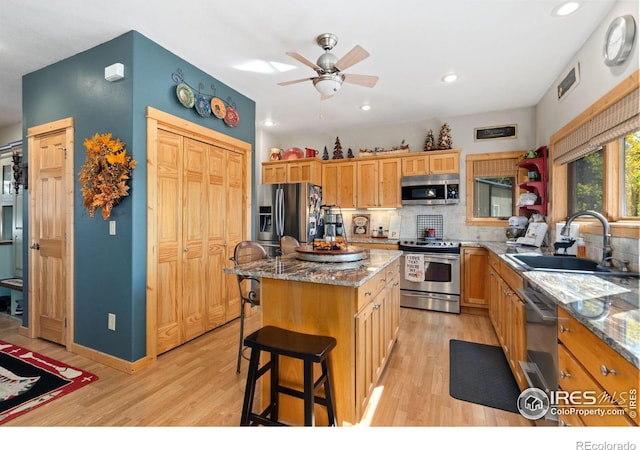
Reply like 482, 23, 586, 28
550, 71, 639, 239
465, 150, 526, 227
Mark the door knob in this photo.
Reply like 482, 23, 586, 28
30, 243, 40, 250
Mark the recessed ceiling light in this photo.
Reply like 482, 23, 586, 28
441, 73, 458, 83
360, 104, 372, 111
552, 1, 580, 17
262, 119, 276, 127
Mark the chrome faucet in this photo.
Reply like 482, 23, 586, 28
561, 210, 612, 266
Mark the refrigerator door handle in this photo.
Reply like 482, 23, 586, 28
276, 187, 285, 238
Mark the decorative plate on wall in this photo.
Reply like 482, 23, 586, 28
224, 107, 240, 127
194, 95, 211, 117
176, 83, 195, 108
211, 97, 226, 119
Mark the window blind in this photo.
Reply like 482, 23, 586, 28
473, 158, 519, 178
554, 88, 639, 165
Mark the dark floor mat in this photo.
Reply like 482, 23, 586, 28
449, 339, 521, 414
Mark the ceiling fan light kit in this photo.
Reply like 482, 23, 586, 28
278, 32, 378, 98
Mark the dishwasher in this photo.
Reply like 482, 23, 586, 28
517, 283, 559, 426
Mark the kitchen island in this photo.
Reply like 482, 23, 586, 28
224, 248, 402, 426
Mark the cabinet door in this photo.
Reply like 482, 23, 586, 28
510, 293, 527, 390
336, 161, 357, 208
378, 158, 401, 207
355, 301, 375, 419
225, 151, 245, 322
401, 154, 430, 176
461, 247, 488, 307
262, 163, 287, 184
321, 163, 339, 206
356, 159, 378, 208
429, 153, 459, 174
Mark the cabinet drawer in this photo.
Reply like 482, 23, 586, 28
488, 253, 500, 271
499, 260, 523, 291
357, 270, 387, 311
558, 308, 639, 425
384, 261, 400, 281
558, 344, 634, 426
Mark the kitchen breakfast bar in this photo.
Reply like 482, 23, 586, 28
224, 248, 402, 426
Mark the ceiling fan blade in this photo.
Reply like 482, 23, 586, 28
343, 73, 379, 88
277, 77, 316, 86
286, 52, 321, 71
334, 45, 370, 71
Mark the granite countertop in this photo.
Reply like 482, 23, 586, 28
347, 236, 399, 245
224, 249, 402, 288
480, 241, 639, 369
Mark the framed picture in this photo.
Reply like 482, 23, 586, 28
351, 214, 370, 236
557, 63, 580, 101
474, 124, 517, 141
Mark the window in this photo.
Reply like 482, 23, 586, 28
466, 151, 524, 225
567, 147, 603, 214
623, 131, 640, 218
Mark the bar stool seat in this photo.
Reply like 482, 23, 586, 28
240, 325, 337, 426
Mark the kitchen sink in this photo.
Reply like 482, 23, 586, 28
505, 254, 638, 277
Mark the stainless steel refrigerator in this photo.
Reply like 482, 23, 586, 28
257, 183, 322, 254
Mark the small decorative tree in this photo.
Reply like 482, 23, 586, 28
438, 123, 453, 149
333, 136, 344, 159
423, 130, 435, 151
347, 148, 355, 158
322, 145, 329, 160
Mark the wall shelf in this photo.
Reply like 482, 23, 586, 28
517, 146, 547, 216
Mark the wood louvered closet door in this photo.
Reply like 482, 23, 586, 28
156, 129, 242, 354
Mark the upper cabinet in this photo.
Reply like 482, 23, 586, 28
262, 159, 322, 185
517, 146, 547, 216
401, 149, 460, 176
357, 157, 401, 208
322, 160, 357, 208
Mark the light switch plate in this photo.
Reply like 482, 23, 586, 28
109, 221, 116, 235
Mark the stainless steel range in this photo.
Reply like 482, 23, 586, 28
399, 239, 461, 314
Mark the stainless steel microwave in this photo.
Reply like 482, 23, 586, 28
401, 174, 460, 205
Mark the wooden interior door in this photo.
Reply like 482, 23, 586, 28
206, 145, 227, 330
181, 138, 207, 342
156, 129, 183, 353
30, 128, 69, 345
225, 151, 244, 322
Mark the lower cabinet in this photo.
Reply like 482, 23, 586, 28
487, 252, 527, 391
557, 308, 638, 426
461, 246, 488, 308
355, 261, 400, 420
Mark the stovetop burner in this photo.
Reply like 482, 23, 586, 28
399, 239, 461, 253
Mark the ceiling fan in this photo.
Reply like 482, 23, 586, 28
278, 33, 379, 98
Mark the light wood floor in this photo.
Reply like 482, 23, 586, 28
0, 307, 531, 427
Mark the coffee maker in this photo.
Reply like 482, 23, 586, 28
320, 205, 345, 240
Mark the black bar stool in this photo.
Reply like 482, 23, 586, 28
240, 325, 338, 426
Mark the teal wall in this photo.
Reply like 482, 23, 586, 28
22, 31, 255, 361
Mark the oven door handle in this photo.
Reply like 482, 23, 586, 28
406, 254, 459, 261
518, 288, 557, 322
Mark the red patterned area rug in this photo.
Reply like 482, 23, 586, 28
0, 339, 98, 425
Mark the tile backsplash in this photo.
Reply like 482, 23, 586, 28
342, 206, 639, 272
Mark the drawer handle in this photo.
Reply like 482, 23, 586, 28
560, 370, 571, 379
600, 365, 617, 376
374, 303, 381, 310
365, 291, 372, 296
559, 419, 571, 427
393, 281, 399, 287
559, 325, 570, 333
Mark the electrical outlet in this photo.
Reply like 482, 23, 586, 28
108, 313, 116, 331
109, 220, 116, 235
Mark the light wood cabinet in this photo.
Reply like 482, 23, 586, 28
261, 159, 321, 184
356, 157, 401, 208
321, 160, 357, 208
461, 246, 488, 308
486, 251, 527, 390
401, 149, 460, 176
557, 308, 638, 426
260, 258, 401, 425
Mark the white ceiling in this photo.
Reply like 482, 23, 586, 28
0, 0, 619, 137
